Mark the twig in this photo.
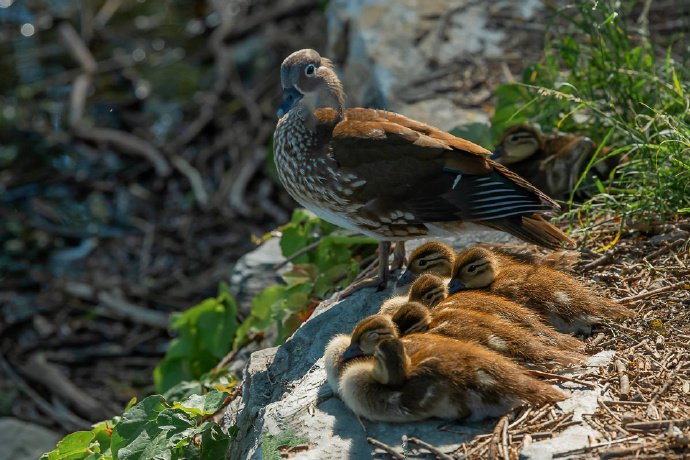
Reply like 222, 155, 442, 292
69, 74, 91, 127
0, 353, 89, 432
72, 126, 171, 176
600, 445, 644, 460
625, 419, 690, 431
403, 436, 454, 460
645, 239, 684, 261
273, 239, 323, 270
552, 435, 640, 458
57, 22, 98, 73
97, 291, 170, 329
170, 155, 209, 207
213, 334, 263, 372
615, 359, 630, 400
529, 370, 597, 389
603, 400, 649, 407
94, 0, 124, 28
19, 353, 111, 420
488, 414, 510, 460
367, 437, 405, 460
582, 253, 613, 270
616, 280, 688, 303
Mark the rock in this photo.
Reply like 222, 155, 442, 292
229, 238, 290, 316
326, 0, 543, 131
224, 231, 614, 459
0, 418, 60, 460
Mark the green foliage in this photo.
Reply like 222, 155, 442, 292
489, 1, 690, 228
154, 284, 238, 393
235, 208, 376, 346
44, 208, 374, 459
41, 390, 232, 460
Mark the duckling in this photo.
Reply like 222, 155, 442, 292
390, 302, 584, 368
398, 241, 578, 288
335, 314, 565, 422
448, 247, 632, 334
491, 125, 620, 200
398, 241, 456, 285
408, 274, 585, 352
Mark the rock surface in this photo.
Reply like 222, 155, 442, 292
0, 417, 60, 460
326, 0, 542, 131
224, 232, 615, 459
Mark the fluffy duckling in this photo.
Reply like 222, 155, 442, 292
398, 241, 456, 285
408, 274, 585, 352
491, 125, 619, 200
391, 302, 585, 368
448, 247, 631, 334
399, 241, 578, 288
333, 314, 565, 422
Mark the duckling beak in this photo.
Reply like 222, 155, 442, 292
276, 87, 303, 118
490, 144, 505, 161
397, 269, 415, 286
447, 278, 466, 294
342, 344, 364, 361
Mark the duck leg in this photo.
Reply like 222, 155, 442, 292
338, 241, 391, 299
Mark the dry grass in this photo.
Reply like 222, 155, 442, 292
453, 217, 690, 459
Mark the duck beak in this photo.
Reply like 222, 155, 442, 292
447, 278, 466, 294
342, 344, 364, 361
397, 269, 415, 286
276, 87, 303, 118
490, 145, 505, 161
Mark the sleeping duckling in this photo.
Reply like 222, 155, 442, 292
333, 314, 565, 422
398, 241, 457, 285
448, 247, 631, 334
390, 302, 585, 368
398, 241, 578, 288
408, 274, 585, 352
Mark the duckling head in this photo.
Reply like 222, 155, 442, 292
448, 247, 499, 294
491, 125, 542, 165
391, 301, 432, 335
372, 338, 409, 386
398, 241, 455, 285
408, 274, 448, 308
343, 314, 398, 360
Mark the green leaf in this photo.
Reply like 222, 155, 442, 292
155, 287, 239, 393
171, 390, 227, 418
199, 422, 230, 460
111, 396, 168, 458
42, 431, 95, 460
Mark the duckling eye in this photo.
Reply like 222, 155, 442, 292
418, 259, 427, 267
467, 264, 477, 273
305, 64, 316, 76
367, 331, 379, 341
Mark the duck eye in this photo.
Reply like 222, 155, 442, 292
467, 264, 477, 273
305, 64, 316, 76
418, 259, 427, 267
367, 331, 379, 341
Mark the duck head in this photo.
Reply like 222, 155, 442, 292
448, 247, 499, 294
343, 314, 398, 361
277, 49, 344, 118
398, 241, 455, 286
408, 274, 448, 308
